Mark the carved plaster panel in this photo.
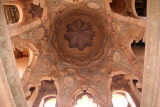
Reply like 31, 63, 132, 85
30, 54, 54, 81
112, 19, 130, 36
64, 0, 85, 4
90, 68, 107, 101
20, 24, 47, 43
111, 49, 135, 73
49, 0, 64, 12
60, 71, 77, 96
85, 0, 103, 9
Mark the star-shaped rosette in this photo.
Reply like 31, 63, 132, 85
64, 19, 95, 51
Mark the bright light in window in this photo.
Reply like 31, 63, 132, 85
44, 98, 56, 107
75, 95, 99, 107
112, 94, 128, 107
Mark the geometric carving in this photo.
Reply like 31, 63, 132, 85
49, 0, 63, 12
112, 20, 129, 35
29, 3, 43, 18
35, 27, 45, 40
20, 24, 47, 43
93, 74, 102, 84
30, 55, 53, 81
61, 71, 77, 96
112, 51, 121, 63
64, 76, 74, 87
64, 19, 95, 51
112, 49, 135, 73
90, 68, 106, 101
85, 0, 103, 9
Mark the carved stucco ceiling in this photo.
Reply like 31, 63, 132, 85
18, 1, 145, 104
50, 9, 110, 67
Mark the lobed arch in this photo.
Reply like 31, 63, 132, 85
39, 94, 57, 107
26, 76, 62, 107
108, 72, 141, 106
11, 37, 40, 95
66, 85, 106, 107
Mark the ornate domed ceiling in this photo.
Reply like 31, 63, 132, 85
50, 9, 111, 67
8, 0, 146, 106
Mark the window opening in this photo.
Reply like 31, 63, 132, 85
3, 5, 19, 24
74, 90, 100, 107
112, 94, 128, 107
135, 0, 147, 16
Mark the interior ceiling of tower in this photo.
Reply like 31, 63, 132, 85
7, 0, 146, 106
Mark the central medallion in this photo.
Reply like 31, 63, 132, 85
64, 19, 95, 51
52, 9, 109, 66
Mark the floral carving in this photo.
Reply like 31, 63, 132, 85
64, 19, 95, 51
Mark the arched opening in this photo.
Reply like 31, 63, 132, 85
131, 39, 145, 66
3, 5, 19, 24
43, 97, 56, 107
110, 0, 126, 14
135, 0, 147, 16
111, 74, 140, 106
112, 91, 136, 107
14, 47, 30, 78
74, 90, 100, 107
32, 80, 57, 107
112, 94, 128, 107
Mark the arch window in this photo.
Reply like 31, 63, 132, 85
3, 5, 19, 24
43, 97, 56, 107
135, 0, 147, 16
14, 47, 30, 78
112, 94, 128, 107
74, 90, 100, 107
112, 91, 136, 107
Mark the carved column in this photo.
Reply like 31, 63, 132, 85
0, 4, 27, 107
141, 0, 160, 107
